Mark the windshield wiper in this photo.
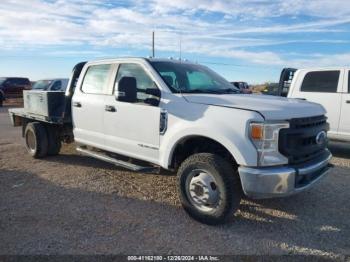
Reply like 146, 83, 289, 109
180, 89, 225, 94
180, 88, 241, 94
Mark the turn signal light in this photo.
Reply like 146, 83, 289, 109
251, 124, 264, 140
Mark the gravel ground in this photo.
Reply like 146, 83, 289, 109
0, 104, 349, 258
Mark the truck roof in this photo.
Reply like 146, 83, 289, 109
297, 67, 349, 71
85, 57, 196, 65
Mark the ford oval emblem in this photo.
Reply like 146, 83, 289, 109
315, 131, 327, 145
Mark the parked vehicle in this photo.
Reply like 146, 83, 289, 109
0, 77, 31, 106
276, 67, 350, 142
32, 79, 69, 91
231, 81, 252, 94
9, 58, 332, 224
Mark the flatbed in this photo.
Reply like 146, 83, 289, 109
9, 107, 66, 126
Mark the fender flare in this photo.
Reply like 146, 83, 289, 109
160, 129, 253, 169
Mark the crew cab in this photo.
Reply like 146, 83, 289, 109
278, 67, 350, 142
8, 58, 332, 224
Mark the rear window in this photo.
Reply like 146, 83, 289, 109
301, 71, 339, 93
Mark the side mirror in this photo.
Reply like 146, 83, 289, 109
116, 77, 137, 103
144, 85, 161, 106
145, 88, 161, 97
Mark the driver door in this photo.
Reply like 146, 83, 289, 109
103, 63, 161, 163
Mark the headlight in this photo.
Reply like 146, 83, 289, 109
250, 122, 289, 166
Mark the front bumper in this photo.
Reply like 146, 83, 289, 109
238, 150, 332, 199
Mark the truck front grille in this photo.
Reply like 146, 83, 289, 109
279, 115, 329, 165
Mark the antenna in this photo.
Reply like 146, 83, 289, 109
179, 33, 182, 61
152, 31, 155, 58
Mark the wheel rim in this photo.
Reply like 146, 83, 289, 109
185, 169, 221, 213
26, 130, 36, 153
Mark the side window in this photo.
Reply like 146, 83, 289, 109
301, 71, 339, 93
4, 79, 12, 85
12, 78, 27, 85
115, 63, 154, 101
18, 78, 29, 85
12, 79, 20, 86
6, 79, 16, 86
61, 80, 68, 91
51, 81, 62, 91
81, 64, 112, 94
159, 71, 179, 90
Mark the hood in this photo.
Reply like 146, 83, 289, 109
183, 94, 326, 120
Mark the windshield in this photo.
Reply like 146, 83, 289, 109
32, 80, 53, 90
0, 78, 6, 85
150, 61, 240, 94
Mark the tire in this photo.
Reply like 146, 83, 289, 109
177, 153, 242, 225
24, 122, 49, 158
46, 126, 61, 156
0, 95, 3, 107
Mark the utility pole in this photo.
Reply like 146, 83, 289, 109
152, 31, 155, 58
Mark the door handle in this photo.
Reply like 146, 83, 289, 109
105, 105, 116, 112
346, 100, 350, 104
73, 101, 82, 107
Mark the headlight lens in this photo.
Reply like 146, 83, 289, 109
250, 122, 289, 166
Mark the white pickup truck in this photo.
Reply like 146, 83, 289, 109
278, 67, 350, 142
9, 58, 332, 224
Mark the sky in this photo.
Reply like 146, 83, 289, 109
0, 0, 350, 83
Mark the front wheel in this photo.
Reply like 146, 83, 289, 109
177, 153, 242, 225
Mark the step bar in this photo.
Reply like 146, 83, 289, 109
76, 147, 159, 173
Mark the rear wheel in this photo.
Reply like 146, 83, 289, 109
24, 122, 48, 158
0, 95, 3, 107
177, 153, 242, 225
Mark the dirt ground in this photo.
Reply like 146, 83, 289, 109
0, 103, 349, 258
